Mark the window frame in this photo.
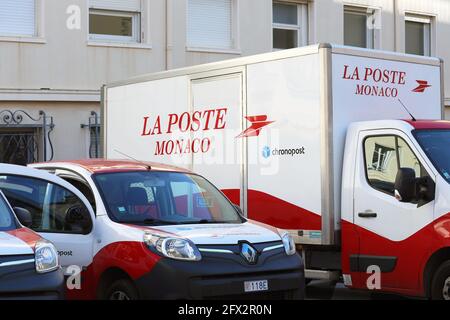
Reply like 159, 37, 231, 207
405, 13, 433, 56
0, 174, 93, 235
362, 134, 431, 199
272, 1, 308, 51
343, 5, 377, 49
0, 0, 45, 44
88, 8, 141, 43
186, 0, 240, 54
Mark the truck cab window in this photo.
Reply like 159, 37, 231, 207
364, 135, 429, 197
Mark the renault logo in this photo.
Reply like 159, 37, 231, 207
240, 243, 258, 264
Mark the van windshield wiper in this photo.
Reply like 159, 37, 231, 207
141, 218, 180, 225
177, 219, 236, 224
117, 218, 179, 226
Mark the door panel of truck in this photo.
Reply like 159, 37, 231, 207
0, 173, 95, 272
190, 73, 244, 208
352, 129, 435, 291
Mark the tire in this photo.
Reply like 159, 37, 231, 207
103, 279, 139, 300
431, 260, 450, 300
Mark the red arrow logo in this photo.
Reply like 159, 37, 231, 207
237, 115, 274, 138
412, 80, 431, 93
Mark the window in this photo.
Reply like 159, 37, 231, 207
414, 130, 450, 184
344, 6, 376, 49
89, 0, 141, 43
0, 175, 92, 234
93, 171, 243, 225
63, 177, 97, 212
0, 193, 17, 231
187, 0, 236, 50
0, 0, 36, 37
272, 2, 308, 50
405, 14, 432, 56
364, 135, 429, 196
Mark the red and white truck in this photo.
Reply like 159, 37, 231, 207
102, 43, 450, 299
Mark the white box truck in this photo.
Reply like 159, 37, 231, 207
102, 44, 450, 299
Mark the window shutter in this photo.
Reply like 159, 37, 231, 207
0, 0, 36, 37
188, 0, 233, 49
90, 0, 141, 12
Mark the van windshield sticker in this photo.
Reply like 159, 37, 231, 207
443, 171, 450, 180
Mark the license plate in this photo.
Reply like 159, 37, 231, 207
244, 280, 269, 292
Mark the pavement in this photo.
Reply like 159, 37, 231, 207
306, 280, 412, 300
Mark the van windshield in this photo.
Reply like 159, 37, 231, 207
93, 171, 244, 225
0, 193, 17, 231
414, 130, 450, 183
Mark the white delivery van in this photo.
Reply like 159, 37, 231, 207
29, 160, 304, 300
101, 44, 450, 299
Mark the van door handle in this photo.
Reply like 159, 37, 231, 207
358, 212, 377, 218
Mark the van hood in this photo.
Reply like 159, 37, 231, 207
152, 222, 282, 245
0, 231, 34, 255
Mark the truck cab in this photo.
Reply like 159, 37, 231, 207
341, 119, 450, 299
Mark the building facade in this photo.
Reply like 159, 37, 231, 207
0, 0, 449, 163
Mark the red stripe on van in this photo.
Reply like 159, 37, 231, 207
6, 228, 41, 249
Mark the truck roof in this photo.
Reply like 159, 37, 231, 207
104, 43, 441, 89
33, 159, 191, 174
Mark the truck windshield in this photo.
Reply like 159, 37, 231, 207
415, 130, 450, 183
0, 193, 17, 231
93, 171, 244, 225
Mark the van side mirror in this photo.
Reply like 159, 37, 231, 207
13, 207, 32, 227
65, 205, 92, 234
394, 168, 416, 202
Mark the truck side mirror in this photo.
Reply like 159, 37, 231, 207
14, 207, 32, 227
394, 168, 416, 203
416, 176, 436, 207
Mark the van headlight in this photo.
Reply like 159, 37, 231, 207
35, 240, 59, 273
143, 233, 201, 261
280, 232, 296, 256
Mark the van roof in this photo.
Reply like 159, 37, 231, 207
404, 120, 450, 130
34, 159, 191, 174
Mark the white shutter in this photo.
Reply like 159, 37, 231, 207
188, 0, 233, 49
90, 0, 141, 12
0, 0, 36, 37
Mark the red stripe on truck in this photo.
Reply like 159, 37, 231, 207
221, 189, 321, 231
341, 212, 450, 297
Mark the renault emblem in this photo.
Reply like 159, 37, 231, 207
240, 243, 258, 264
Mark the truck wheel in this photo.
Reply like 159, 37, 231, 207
104, 279, 139, 300
431, 261, 450, 300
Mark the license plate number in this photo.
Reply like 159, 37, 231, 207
244, 280, 268, 292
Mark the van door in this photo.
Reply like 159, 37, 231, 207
352, 130, 435, 291
0, 170, 95, 272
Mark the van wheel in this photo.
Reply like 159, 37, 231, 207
104, 279, 139, 300
431, 261, 450, 300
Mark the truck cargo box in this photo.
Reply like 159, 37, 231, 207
102, 44, 443, 246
